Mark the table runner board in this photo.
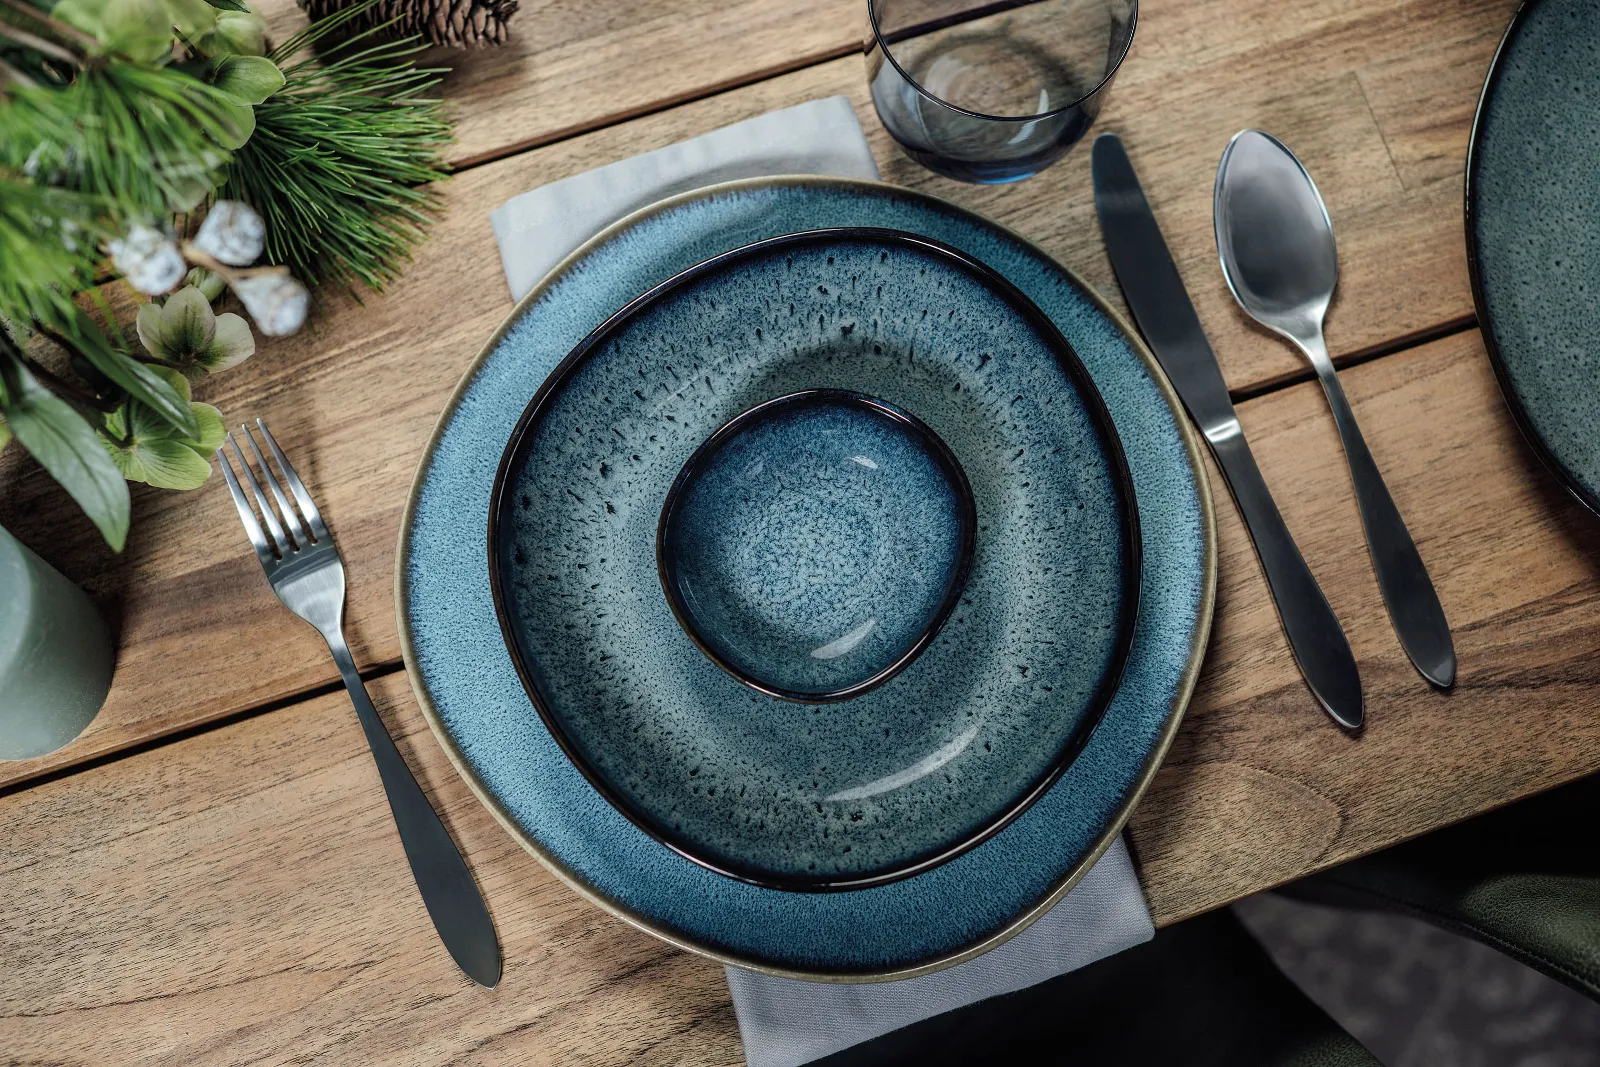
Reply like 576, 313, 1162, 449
7, 332, 1600, 1065
251, 0, 1512, 174
0, 0, 1509, 788
1129, 329, 1600, 923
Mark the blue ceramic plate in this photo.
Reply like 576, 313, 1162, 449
398, 177, 1215, 979
1468, 0, 1600, 515
487, 228, 1141, 892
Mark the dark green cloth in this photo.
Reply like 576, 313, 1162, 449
1284, 770, 1600, 1001
813, 909, 1379, 1066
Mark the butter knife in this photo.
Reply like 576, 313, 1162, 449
1091, 132, 1363, 730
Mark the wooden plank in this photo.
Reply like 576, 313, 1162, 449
249, 0, 854, 170
0, 672, 745, 1067
1130, 329, 1600, 921
0, 0, 1514, 786
251, 0, 1513, 177
5, 332, 1600, 1065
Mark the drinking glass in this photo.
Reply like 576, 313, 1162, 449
866, 0, 1137, 183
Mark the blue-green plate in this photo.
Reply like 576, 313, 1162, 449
396, 177, 1216, 980
1469, 0, 1600, 516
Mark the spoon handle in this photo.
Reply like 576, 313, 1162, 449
1304, 335, 1456, 688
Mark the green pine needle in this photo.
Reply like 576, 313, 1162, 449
0, 176, 105, 329
2, 61, 240, 217
221, 17, 452, 294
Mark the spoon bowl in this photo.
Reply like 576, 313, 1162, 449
1215, 130, 1339, 336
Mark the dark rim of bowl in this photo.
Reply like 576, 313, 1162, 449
1464, 0, 1600, 522
655, 388, 980, 704
486, 226, 1143, 893
865, 0, 1139, 124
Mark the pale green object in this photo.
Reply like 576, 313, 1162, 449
0, 525, 114, 760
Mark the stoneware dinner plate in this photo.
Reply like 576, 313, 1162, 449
1468, 0, 1600, 516
485, 227, 1142, 893
396, 176, 1216, 980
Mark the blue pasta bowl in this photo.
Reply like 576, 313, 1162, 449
487, 227, 1140, 892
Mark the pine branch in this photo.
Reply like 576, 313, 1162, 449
0, 0, 98, 54
222, 12, 451, 293
0, 54, 36, 88
0, 20, 79, 66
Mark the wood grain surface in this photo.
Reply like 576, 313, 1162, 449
0, 0, 1517, 788
250, 0, 1513, 178
7, 330, 1600, 1065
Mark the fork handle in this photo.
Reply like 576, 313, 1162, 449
326, 635, 502, 987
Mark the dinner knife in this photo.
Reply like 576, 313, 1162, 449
1091, 132, 1363, 730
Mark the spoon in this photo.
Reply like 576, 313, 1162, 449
1214, 129, 1456, 689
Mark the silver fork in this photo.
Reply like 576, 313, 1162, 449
218, 419, 500, 988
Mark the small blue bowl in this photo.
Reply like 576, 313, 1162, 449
657, 389, 977, 703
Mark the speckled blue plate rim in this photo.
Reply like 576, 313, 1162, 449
394, 176, 1217, 982
1466, 0, 1600, 519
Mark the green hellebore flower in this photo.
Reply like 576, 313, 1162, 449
101, 368, 227, 491
135, 286, 256, 376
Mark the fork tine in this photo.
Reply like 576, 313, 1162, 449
227, 431, 287, 555
242, 423, 306, 548
218, 442, 276, 568
256, 418, 329, 542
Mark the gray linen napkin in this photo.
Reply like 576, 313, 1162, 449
488, 96, 1156, 1067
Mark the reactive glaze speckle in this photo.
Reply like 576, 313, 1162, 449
400, 177, 1213, 978
1470, 0, 1600, 512
491, 229, 1136, 889
660, 389, 976, 704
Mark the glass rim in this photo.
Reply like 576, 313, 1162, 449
867, 0, 1139, 124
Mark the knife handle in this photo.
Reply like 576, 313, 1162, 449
1210, 429, 1364, 729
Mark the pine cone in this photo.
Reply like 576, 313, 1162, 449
299, 0, 519, 48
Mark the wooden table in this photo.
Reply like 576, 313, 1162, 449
6, 0, 1599, 1061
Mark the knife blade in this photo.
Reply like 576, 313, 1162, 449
1091, 131, 1363, 730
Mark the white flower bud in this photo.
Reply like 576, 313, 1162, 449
192, 200, 266, 266
231, 272, 309, 337
109, 225, 186, 295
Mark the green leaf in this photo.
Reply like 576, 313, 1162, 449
75, 327, 200, 438
52, 0, 107, 38
145, 365, 194, 403
207, 10, 266, 55
213, 97, 257, 150
0, 416, 11, 454
102, 377, 222, 491
98, 0, 179, 63
211, 56, 284, 104
107, 431, 213, 490
166, 0, 218, 37
184, 402, 226, 453
1, 372, 130, 551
